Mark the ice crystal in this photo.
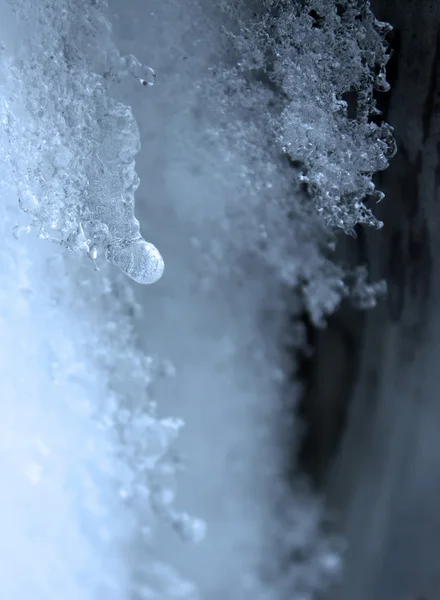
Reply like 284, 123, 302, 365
2, 0, 163, 284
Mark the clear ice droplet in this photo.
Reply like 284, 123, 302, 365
106, 238, 164, 284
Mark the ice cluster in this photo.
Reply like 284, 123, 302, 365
222, 0, 395, 234
0, 1, 198, 598
2, 0, 163, 284
0, 0, 395, 598
177, 0, 394, 325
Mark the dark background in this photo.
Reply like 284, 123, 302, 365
298, 2, 440, 598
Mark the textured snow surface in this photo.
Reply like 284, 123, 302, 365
0, 161, 198, 598
0, 4, 194, 597
217, 0, 395, 234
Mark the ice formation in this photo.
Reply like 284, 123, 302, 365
111, 0, 394, 597
0, 1, 194, 598
0, 0, 394, 598
221, 0, 395, 234
0, 180, 188, 597
2, 0, 163, 284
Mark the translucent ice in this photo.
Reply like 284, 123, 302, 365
2, 0, 163, 284
222, 0, 396, 235
106, 240, 165, 284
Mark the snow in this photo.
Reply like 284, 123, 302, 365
0, 0, 394, 598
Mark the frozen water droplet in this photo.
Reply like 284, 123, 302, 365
121, 54, 156, 87
106, 238, 164, 284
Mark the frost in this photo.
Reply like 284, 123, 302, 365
169, 512, 207, 544
0, 3, 192, 596
118, 54, 157, 87
2, 0, 163, 284
222, 0, 396, 235
160, 0, 394, 330
0, 0, 396, 598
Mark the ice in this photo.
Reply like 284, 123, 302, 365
121, 54, 157, 87
0, 2, 189, 596
106, 239, 165, 284
219, 0, 396, 234
110, 0, 386, 597
0, 0, 395, 598
117, 0, 393, 596
1, 0, 163, 284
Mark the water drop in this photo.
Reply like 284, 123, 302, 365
106, 238, 164, 284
